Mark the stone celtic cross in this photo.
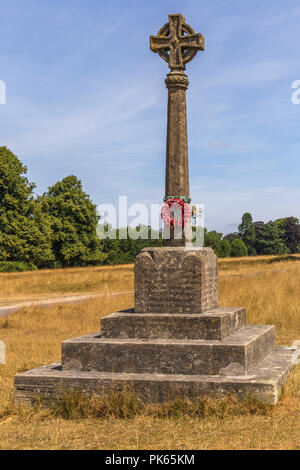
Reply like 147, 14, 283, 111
150, 13, 204, 71
150, 14, 204, 246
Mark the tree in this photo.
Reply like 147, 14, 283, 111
99, 224, 162, 265
40, 175, 106, 267
219, 239, 231, 258
0, 146, 54, 267
230, 239, 248, 257
223, 232, 239, 243
204, 229, 223, 257
238, 212, 256, 254
254, 221, 264, 236
255, 221, 288, 255
283, 217, 300, 254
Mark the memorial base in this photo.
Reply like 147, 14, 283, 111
14, 307, 295, 406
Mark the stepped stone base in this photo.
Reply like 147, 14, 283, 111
61, 325, 275, 376
14, 347, 295, 406
13, 245, 296, 406
101, 307, 246, 341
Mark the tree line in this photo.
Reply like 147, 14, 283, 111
1, 146, 300, 271
0, 147, 105, 270
204, 213, 300, 257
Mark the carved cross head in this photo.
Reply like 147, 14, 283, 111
150, 14, 205, 71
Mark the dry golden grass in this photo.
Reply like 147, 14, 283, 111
0, 294, 134, 411
0, 254, 299, 302
220, 268, 300, 345
0, 264, 134, 303
219, 254, 300, 276
0, 256, 300, 449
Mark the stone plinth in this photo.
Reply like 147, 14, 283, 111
13, 244, 296, 406
14, 348, 295, 406
61, 325, 275, 376
101, 307, 246, 341
135, 247, 218, 314
14, 306, 295, 405
13, 246, 296, 406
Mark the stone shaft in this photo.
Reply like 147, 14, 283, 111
165, 72, 190, 200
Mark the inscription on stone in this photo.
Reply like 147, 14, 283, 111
135, 247, 218, 314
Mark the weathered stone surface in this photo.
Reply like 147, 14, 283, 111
135, 247, 218, 314
101, 307, 246, 341
14, 347, 295, 406
150, 15, 205, 247
150, 14, 204, 71
61, 325, 275, 376
165, 74, 189, 201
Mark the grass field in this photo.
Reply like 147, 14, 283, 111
0, 254, 299, 302
0, 255, 300, 449
0, 264, 134, 302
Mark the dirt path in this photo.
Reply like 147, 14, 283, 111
0, 290, 134, 318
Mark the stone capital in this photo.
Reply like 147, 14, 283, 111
165, 72, 189, 90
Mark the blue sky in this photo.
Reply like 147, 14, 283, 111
1, 0, 300, 234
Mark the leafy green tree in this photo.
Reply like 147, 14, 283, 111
98, 226, 123, 265
255, 221, 288, 255
238, 212, 256, 254
219, 239, 231, 258
119, 226, 161, 259
283, 217, 300, 254
204, 229, 223, 257
99, 224, 162, 265
230, 238, 248, 257
274, 216, 300, 254
273, 218, 287, 244
0, 146, 54, 267
254, 221, 264, 236
40, 175, 106, 267
223, 232, 239, 243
